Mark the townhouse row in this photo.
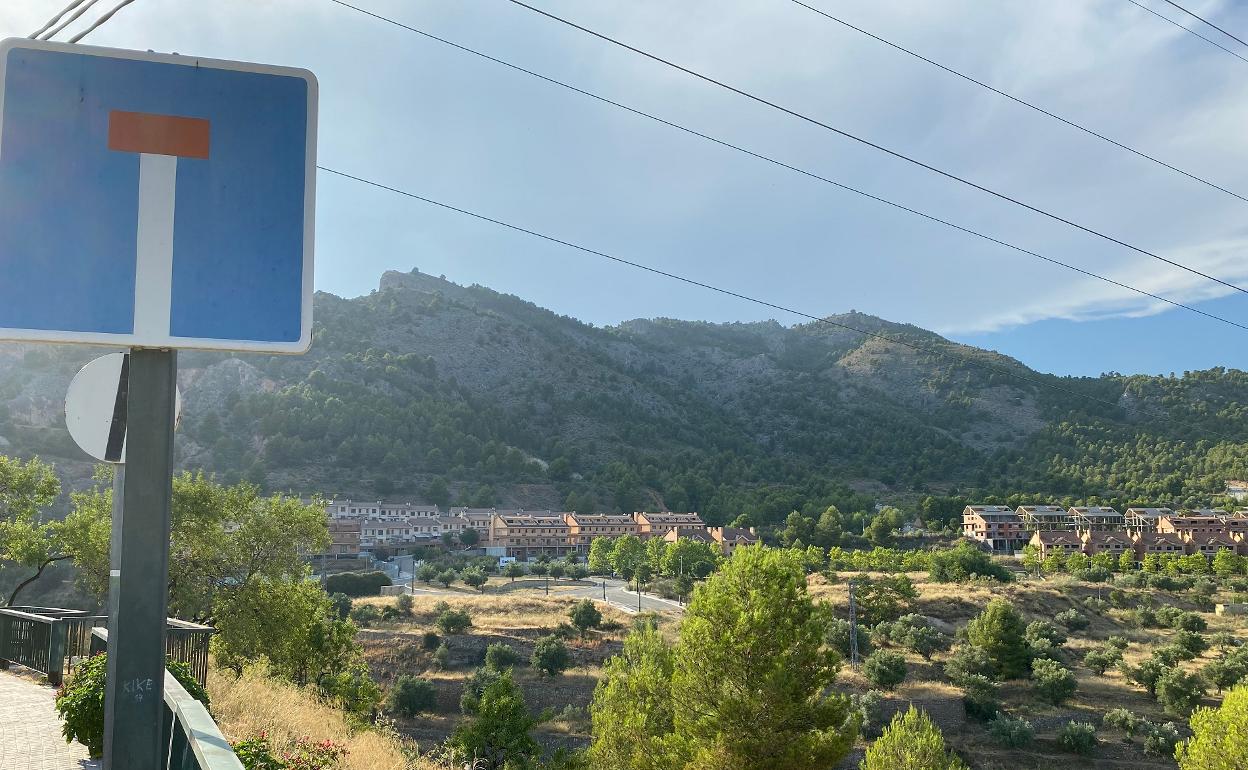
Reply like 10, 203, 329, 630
318, 500, 759, 560
962, 504, 1248, 561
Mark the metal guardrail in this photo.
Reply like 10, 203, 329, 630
0, 607, 213, 687
93, 628, 244, 770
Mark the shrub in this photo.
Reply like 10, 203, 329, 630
349, 603, 381, 627
436, 570, 458, 588
1054, 609, 1089, 632
1155, 668, 1207, 717
861, 706, 965, 770
421, 630, 441, 650
1082, 596, 1110, 613
1031, 659, 1078, 705
957, 673, 1000, 721
435, 608, 472, 635
1155, 644, 1195, 664
1102, 708, 1140, 740
1105, 635, 1129, 650
1141, 721, 1180, 757
987, 713, 1033, 748
849, 689, 887, 739
863, 650, 907, 690
418, 564, 438, 583
387, 675, 437, 717
432, 643, 451, 671
944, 644, 996, 683
1027, 637, 1059, 661
964, 600, 1031, 679
1203, 653, 1248, 693
484, 642, 520, 670
1084, 647, 1123, 675
461, 568, 488, 591
927, 540, 1013, 582
395, 593, 414, 615
1133, 607, 1159, 628
232, 734, 284, 770
1173, 629, 1209, 656
827, 617, 871, 660
459, 665, 504, 715
1125, 658, 1167, 696
530, 635, 570, 677
569, 599, 602, 636
1174, 611, 1208, 633
1025, 620, 1066, 647
328, 592, 352, 620
54, 654, 205, 759
324, 570, 392, 597
1055, 721, 1097, 755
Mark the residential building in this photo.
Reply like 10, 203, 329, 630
1081, 531, 1132, 558
1158, 514, 1226, 540
962, 506, 1026, 552
1017, 505, 1073, 531
662, 528, 714, 544
327, 499, 440, 521
564, 513, 638, 551
1227, 481, 1248, 501
707, 526, 760, 556
633, 511, 706, 540
323, 519, 361, 559
1188, 532, 1244, 558
1070, 506, 1124, 532
1219, 512, 1248, 539
1132, 532, 1189, 561
1125, 507, 1173, 533
450, 507, 495, 541
437, 515, 469, 538
489, 511, 574, 559
1029, 530, 1083, 559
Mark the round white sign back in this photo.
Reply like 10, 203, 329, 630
65, 353, 181, 464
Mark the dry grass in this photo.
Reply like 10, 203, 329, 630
207, 666, 435, 770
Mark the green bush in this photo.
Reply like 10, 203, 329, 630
1173, 629, 1208, 656
863, 650, 907, 690
987, 713, 1033, 748
1083, 646, 1123, 675
1054, 609, 1089, 632
1155, 668, 1207, 716
395, 593, 414, 615
234, 734, 347, 770
530, 635, 570, 677
54, 654, 206, 759
927, 541, 1013, 583
827, 617, 871, 660
1105, 635, 1129, 650
422, 630, 441, 650
1102, 708, 1141, 740
387, 675, 437, 717
1141, 721, 1180, 756
569, 599, 603, 636
328, 592, 352, 620
1055, 721, 1097, 755
324, 570, 392, 597
484, 642, 520, 670
849, 689, 887, 738
435, 608, 472, 635
349, 603, 382, 627
957, 673, 1000, 721
944, 644, 996, 682
432, 642, 451, 670
1031, 659, 1077, 705
1025, 620, 1066, 647
232, 734, 285, 770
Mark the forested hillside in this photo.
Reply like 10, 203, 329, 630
1, 268, 1245, 527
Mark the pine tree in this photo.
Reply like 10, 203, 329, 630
965, 600, 1032, 679
861, 706, 967, 770
450, 669, 537, 770
1176, 684, 1248, 770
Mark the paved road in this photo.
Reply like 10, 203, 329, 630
399, 577, 685, 615
0, 669, 100, 770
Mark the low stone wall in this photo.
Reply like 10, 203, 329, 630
1216, 603, 1248, 616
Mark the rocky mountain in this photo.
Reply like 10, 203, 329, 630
1, 268, 1245, 524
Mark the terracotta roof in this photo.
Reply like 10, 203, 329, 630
663, 529, 713, 543
1136, 532, 1187, 546
1032, 531, 1081, 545
565, 513, 635, 525
636, 511, 704, 525
716, 527, 759, 542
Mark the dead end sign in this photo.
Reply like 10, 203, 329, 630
0, 38, 317, 353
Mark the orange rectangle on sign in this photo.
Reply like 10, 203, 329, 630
107, 111, 210, 159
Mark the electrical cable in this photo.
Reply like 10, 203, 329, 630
789, 0, 1248, 207
1158, 0, 1248, 48
28, 0, 89, 38
500, 0, 1248, 297
42, 0, 103, 41
1124, 0, 1248, 65
327, 0, 1248, 334
67, 0, 137, 44
315, 163, 1246, 444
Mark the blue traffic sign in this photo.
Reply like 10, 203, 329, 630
0, 39, 317, 352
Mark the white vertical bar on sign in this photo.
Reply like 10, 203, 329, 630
133, 153, 178, 341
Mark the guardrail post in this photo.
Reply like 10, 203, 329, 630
0, 612, 10, 669
47, 618, 68, 686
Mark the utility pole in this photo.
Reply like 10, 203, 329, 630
847, 579, 861, 669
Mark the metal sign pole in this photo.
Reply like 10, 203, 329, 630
102, 348, 176, 770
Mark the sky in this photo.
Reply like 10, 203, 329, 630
3, 0, 1248, 377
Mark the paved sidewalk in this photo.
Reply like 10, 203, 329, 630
0, 669, 100, 770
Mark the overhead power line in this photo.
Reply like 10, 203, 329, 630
28, 0, 90, 38
317, 163, 1243, 444
500, 0, 1248, 297
67, 0, 137, 44
1158, 0, 1248, 48
40, 0, 103, 40
1124, 0, 1248, 65
789, 0, 1248, 207
327, 0, 1248, 334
